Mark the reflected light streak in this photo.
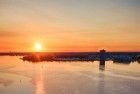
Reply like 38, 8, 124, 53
33, 66, 45, 94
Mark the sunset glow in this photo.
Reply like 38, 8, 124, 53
35, 43, 42, 52
0, 0, 140, 52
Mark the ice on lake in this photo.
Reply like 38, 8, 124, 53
0, 56, 140, 94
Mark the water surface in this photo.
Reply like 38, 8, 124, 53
0, 56, 140, 94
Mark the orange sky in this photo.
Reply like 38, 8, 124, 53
0, 0, 140, 52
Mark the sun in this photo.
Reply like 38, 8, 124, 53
35, 42, 42, 51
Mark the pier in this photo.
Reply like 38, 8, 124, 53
99, 49, 106, 71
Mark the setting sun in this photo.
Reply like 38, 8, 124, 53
35, 43, 42, 51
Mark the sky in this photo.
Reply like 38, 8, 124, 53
0, 0, 140, 52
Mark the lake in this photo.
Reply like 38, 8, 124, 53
0, 56, 140, 94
